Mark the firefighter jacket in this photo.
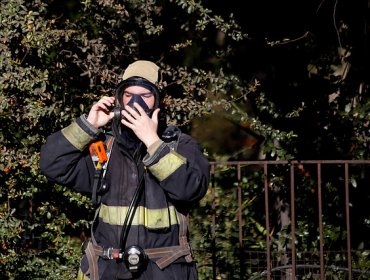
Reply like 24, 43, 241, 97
40, 115, 210, 280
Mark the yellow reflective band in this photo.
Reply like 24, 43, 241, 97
99, 204, 179, 229
77, 269, 90, 280
149, 151, 186, 182
61, 121, 93, 151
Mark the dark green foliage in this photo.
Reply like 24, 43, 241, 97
1, 0, 369, 279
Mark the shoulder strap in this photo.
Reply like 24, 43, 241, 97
90, 134, 114, 171
161, 125, 181, 150
89, 134, 115, 206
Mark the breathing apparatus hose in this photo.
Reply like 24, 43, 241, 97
119, 172, 145, 251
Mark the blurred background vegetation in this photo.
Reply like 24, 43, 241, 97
0, 0, 369, 279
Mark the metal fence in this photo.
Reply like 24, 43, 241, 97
199, 160, 370, 280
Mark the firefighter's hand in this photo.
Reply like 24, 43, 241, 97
87, 96, 115, 128
121, 103, 161, 147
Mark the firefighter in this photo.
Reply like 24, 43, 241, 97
40, 60, 210, 280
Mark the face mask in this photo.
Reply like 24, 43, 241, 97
112, 93, 154, 122
125, 94, 151, 115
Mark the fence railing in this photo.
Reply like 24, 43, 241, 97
198, 160, 370, 280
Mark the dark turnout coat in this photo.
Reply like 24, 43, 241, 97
40, 115, 210, 280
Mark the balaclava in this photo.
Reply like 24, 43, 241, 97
112, 60, 162, 157
115, 60, 160, 113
